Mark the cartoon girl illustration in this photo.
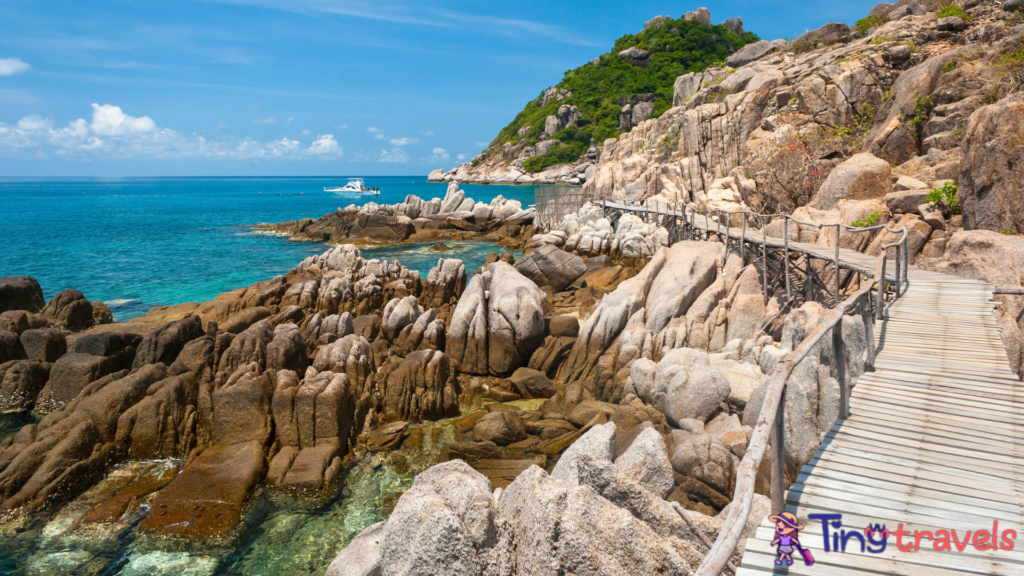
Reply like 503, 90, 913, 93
770, 512, 813, 566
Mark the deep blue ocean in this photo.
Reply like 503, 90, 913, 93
0, 176, 536, 321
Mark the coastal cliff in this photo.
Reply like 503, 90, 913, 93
428, 7, 758, 186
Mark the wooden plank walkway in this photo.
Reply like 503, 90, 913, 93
737, 268, 1024, 576
601, 203, 1024, 575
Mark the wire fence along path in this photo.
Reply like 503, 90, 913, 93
598, 201, 1023, 576
532, 186, 588, 230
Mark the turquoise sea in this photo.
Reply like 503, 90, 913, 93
0, 176, 536, 321
0, 176, 539, 575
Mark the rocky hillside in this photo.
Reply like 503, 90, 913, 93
574, 0, 1024, 374
429, 7, 758, 185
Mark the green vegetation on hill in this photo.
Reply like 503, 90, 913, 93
492, 17, 758, 172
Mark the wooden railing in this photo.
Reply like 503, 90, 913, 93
598, 200, 910, 313
596, 200, 909, 575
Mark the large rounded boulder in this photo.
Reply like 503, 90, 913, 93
0, 276, 45, 313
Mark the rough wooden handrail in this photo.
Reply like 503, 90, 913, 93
593, 199, 910, 574
693, 225, 907, 575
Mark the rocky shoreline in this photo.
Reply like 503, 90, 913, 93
0, 178, 853, 573
3, 0, 1024, 573
255, 183, 538, 250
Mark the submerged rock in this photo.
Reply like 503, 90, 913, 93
325, 521, 385, 576
139, 440, 267, 539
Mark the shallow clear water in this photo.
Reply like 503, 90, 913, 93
0, 176, 536, 320
0, 418, 465, 576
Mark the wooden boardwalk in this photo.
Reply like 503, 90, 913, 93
601, 203, 1023, 575
722, 242, 1022, 574
737, 265, 1024, 575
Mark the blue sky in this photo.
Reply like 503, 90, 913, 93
0, 0, 878, 177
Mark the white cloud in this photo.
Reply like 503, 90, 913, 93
0, 58, 30, 76
374, 134, 385, 140
300, 129, 311, 135
216, 123, 229, 131
420, 130, 435, 136
390, 137, 418, 146
233, 137, 300, 158
429, 147, 449, 162
16, 115, 52, 131
475, 141, 488, 147
285, 116, 295, 124
253, 116, 279, 124
335, 124, 348, 129
308, 134, 341, 156
367, 126, 381, 133
378, 148, 408, 163
0, 103, 344, 161
457, 153, 468, 161
89, 104, 156, 136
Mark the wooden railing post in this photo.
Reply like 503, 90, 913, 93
723, 212, 729, 253
740, 212, 746, 264
861, 295, 876, 372
894, 242, 903, 298
834, 224, 841, 306
876, 257, 887, 321
903, 234, 910, 289
832, 323, 849, 419
761, 217, 768, 298
805, 254, 814, 301
770, 388, 786, 515
784, 218, 792, 303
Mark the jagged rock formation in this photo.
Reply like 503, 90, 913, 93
327, 423, 772, 576
0, 246, 492, 536
514, 2, 1024, 380
447, 262, 546, 376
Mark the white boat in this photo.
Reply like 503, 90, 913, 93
325, 178, 365, 194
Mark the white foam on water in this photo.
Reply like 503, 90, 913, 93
105, 299, 143, 307
120, 551, 218, 576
